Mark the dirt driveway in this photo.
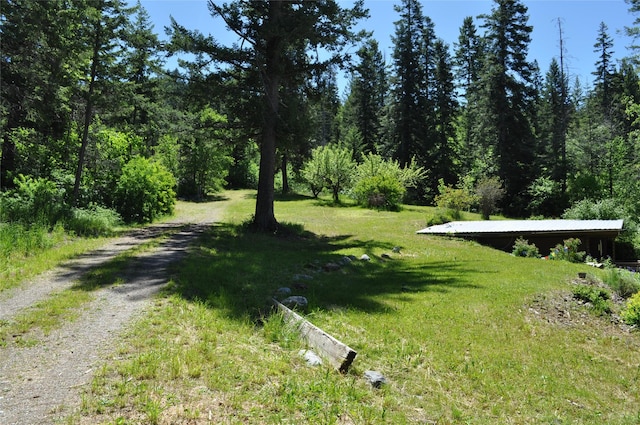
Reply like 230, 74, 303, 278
0, 199, 227, 424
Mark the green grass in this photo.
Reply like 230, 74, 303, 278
69, 191, 639, 423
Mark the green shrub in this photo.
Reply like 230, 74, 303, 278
621, 291, 640, 326
603, 268, 640, 299
425, 209, 455, 226
549, 238, 585, 263
352, 174, 405, 210
66, 205, 122, 236
114, 157, 176, 224
0, 175, 69, 227
434, 179, 477, 220
572, 285, 613, 316
512, 237, 540, 258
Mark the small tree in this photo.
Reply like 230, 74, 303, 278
434, 179, 477, 220
302, 145, 355, 203
475, 176, 505, 219
300, 148, 327, 198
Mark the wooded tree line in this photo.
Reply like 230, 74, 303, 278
1, 0, 639, 230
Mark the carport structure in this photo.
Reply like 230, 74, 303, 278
417, 219, 625, 260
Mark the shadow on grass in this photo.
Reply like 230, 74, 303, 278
168, 222, 482, 321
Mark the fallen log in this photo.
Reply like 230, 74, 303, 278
272, 298, 357, 373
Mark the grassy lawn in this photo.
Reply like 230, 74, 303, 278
74, 190, 639, 424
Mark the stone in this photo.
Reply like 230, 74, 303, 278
381, 253, 391, 259
323, 262, 341, 272
364, 370, 386, 388
275, 287, 292, 297
360, 254, 371, 261
281, 296, 308, 309
299, 349, 323, 366
340, 256, 353, 265
293, 273, 313, 281
392, 246, 401, 253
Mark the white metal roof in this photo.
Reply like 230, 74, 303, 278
416, 219, 624, 236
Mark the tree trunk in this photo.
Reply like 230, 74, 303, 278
252, 0, 282, 232
281, 152, 289, 195
72, 23, 101, 206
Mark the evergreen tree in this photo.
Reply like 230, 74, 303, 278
0, 0, 84, 187
431, 39, 459, 187
72, 0, 133, 204
343, 38, 388, 155
454, 16, 485, 177
390, 0, 427, 168
170, 0, 366, 231
592, 21, 616, 117
478, 0, 537, 216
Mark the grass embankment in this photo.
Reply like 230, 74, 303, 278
73, 190, 638, 424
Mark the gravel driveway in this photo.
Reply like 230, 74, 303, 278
0, 201, 225, 425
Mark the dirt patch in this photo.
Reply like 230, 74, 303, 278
0, 202, 225, 425
526, 276, 638, 334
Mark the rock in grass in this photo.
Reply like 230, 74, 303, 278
360, 254, 371, 261
299, 349, 323, 367
323, 262, 341, 272
275, 287, 292, 297
281, 296, 308, 309
364, 370, 386, 388
293, 273, 313, 281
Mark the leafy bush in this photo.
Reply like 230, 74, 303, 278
351, 153, 426, 210
352, 174, 405, 210
549, 238, 585, 263
425, 209, 455, 226
0, 175, 69, 227
66, 206, 122, 236
572, 285, 613, 316
114, 157, 176, 224
475, 176, 505, 220
603, 268, 640, 299
512, 237, 540, 258
434, 179, 476, 220
621, 291, 640, 326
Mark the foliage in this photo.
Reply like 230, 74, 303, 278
0, 175, 69, 227
474, 176, 505, 220
66, 206, 122, 237
114, 157, 176, 224
174, 107, 232, 199
603, 268, 640, 299
512, 237, 540, 258
0, 222, 65, 259
425, 209, 456, 226
352, 174, 405, 210
434, 179, 477, 220
527, 176, 564, 217
562, 198, 639, 258
572, 284, 613, 316
621, 291, 640, 326
300, 145, 355, 203
351, 153, 426, 210
549, 238, 585, 263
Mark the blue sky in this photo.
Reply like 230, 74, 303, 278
140, 0, 636, 95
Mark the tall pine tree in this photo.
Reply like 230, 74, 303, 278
478, 0, 537, 216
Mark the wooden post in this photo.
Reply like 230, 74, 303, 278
272, 299, 357, 373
